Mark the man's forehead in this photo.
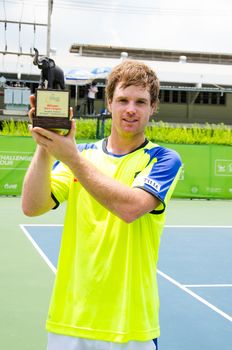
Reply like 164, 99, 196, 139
114, 82, 150, 95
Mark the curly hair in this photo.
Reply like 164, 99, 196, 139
106, 60, 160, 105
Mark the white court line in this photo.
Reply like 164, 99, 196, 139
20, 224, 232, 322
20, 224, 57, 274
157, 269, 232, 323
184, 284, 232, 288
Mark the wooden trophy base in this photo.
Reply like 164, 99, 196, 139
33, 117, 72, 135
34, 89, 71, 135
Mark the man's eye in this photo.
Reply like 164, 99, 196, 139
137, 100, 146, 104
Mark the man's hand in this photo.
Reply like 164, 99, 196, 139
29, 120, 79, 165
28, 94, 77, 163
22, 95, 77, 216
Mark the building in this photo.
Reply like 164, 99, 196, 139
1, 44, 232, 124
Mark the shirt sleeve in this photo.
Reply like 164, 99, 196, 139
51, 160, 73, 205
132, 147, 182, 213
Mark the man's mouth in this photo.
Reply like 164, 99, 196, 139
123, 119, 137, 123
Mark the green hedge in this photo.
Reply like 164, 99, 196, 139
145, 121, 232, 146
0, 119, 231, 145
0, 120, 30, 136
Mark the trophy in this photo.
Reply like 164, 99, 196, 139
32, 48, 71, 135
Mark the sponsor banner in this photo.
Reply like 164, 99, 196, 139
164, 143, 232, 199
0, 136, 231, 199
0, 136, 35, 195
0, 152, 33, 168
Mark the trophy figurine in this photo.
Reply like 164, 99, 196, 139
32, 48, 71, 134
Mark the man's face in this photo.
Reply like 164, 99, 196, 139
108, 83, 156, 137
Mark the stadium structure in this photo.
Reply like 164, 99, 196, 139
0, 43, 232, 125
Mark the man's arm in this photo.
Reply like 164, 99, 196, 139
22, 95, 57, 217
68, 154, 159, 223
25, 123, 160, 223
21, 145, 56, 217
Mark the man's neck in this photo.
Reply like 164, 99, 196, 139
107, 133, 146, 155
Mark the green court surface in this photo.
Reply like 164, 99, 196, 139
0, 197, 232, 350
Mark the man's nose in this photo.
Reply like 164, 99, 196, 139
126, 102, 136, 114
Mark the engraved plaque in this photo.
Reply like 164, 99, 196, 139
33, 89, 71, 134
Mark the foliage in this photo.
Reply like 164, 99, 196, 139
0, 120, 30, 136
0, 119, 231, 145
75, 118, 98, 139
145, 121, 232, 145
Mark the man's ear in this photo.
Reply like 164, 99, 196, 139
151, 102, 158, 116
107, 99, 112, 113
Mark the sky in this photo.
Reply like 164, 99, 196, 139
0, 0, 232, 57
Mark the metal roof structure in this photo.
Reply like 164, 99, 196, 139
70, 43, 232, 65
1, 44, 232, 93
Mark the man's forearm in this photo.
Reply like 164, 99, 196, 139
22, 125, 158, 221
67, 154, 158, 223
22, 146, 55, 216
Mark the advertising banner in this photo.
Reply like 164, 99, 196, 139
0, 136, 35, 196
0, 136, 231, 199
165, 143, 232, 199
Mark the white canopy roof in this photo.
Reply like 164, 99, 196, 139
1, 52, 232, 87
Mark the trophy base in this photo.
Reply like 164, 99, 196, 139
33, 117, 72, 135
34, 88, 71, 135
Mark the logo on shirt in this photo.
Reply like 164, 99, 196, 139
144, 177, 161, 192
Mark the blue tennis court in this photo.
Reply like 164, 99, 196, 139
20, 223, 232, 350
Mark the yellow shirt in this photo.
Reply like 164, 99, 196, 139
46, 139, 182, 342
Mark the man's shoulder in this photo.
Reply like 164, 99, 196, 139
145, 141, 182, 164
76, 140, 101, 153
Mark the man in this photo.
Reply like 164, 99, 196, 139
87, 81, 98, 114
22, 60, 182, 350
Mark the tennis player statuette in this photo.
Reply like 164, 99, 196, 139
32, 48, 71, 134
